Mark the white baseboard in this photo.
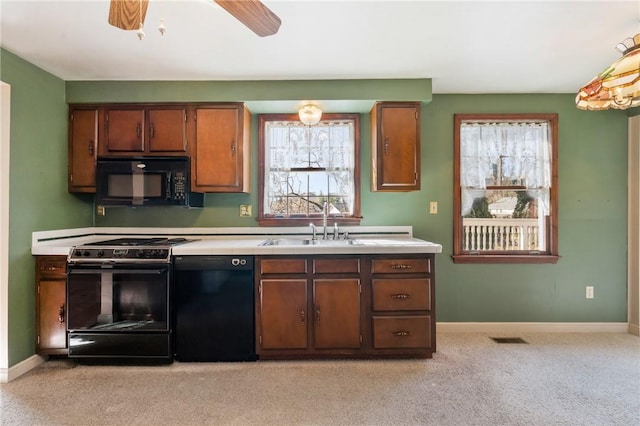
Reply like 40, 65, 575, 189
629, 323, 640, 336
0, 354, 45, 383
436, 322, 630, 334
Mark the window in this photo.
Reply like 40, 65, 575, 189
258, 113, 361, 226
453, 114, 559, 263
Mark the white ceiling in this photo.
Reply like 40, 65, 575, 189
0, 0, 638, 94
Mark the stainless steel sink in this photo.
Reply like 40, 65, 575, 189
259, 238, 361, 246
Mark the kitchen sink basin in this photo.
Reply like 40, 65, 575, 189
259, 238, 361, 247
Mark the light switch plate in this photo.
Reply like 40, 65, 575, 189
429, 201, 438, 214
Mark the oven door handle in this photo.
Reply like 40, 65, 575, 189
67, 268, 167, 275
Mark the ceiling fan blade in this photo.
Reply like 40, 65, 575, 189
108, 0, 149, 31
214, 0, 281, 37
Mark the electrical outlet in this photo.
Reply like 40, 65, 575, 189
96, 205, 105, 216
239, 204, 252, 217
429, 201, 438, 214
586, 286, 594, 299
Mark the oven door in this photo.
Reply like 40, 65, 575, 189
66, 264, 171, 359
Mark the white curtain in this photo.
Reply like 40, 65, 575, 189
460, 122, 551, 215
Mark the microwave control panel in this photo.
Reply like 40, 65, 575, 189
173, 172, 186, 200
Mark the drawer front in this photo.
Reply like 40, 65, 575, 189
372, 278, 430, 311
37, 257, 67, 277
313, 258, 360, 274
371, 258, 430, 274
372, 315, 431, 349
260, 258, 307, 275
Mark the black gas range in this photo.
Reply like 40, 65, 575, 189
66, 237, 193, 363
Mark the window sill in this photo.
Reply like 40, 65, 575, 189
452, 254, 560, 264
257, 217, 362, 227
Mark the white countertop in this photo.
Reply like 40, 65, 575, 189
31, 226, 443, 256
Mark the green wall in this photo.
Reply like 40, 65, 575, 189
1, 49, 93, 367
67, 80, 629, 323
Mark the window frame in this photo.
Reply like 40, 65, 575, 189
257, 113, 362, 227
453, 113, 560, 264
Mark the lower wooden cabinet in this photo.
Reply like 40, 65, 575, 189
35, 256, 68, 355
256, 254, 435, 359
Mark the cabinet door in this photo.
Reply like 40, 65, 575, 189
259, 279, 308, 349
68, 108, 98, 193
193, 106, 249, 192
313, 278, 361, 349
371, 102, 420, 191
105, 109, 145, 153
38, 279, 67, 351
147, 108, 187, 153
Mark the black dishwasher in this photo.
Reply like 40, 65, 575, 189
173, 256, 256, 362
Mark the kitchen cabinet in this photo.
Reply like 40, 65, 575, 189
68, 106, 99, 193
369, 257, 433, 355
370, 101, 421, 191
257, 254, 434, 359
101, 106, 188, 155
35, 256, 68, 355
256, 256, 362, 357
191, 104, 250, 193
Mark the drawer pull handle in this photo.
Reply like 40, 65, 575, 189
393, 331, 410, 337
300, 308, 305, 324
391, 264, 413, 270
316, 307, 321, 323
391, 293, 410, 299
58, 305, 65, 324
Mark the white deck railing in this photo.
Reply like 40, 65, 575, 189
462, 218, 541, 251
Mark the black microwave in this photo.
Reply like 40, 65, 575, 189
96, 157, 204, 207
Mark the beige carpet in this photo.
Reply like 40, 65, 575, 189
1, 333, 638, 426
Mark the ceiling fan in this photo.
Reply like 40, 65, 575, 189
108, 0, 282, 37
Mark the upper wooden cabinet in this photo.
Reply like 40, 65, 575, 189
370, 101, 421, 191
67, 102, 251, 194
68, 106, 99, 193
191, 104, 250, 193
101, 106, 188, 155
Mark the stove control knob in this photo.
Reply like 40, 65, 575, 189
82, 250, 91, 257
96, 250, 104, 257
136, 250, 145, 258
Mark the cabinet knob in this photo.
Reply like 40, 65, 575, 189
150, 124, 155, 138
393, 331, 410, 337
88, 140, 94, 156
230, 139, 236, 155
384, 138, 390, 154
315, 307, 321, 323
136, 123, 141, 138
300, 308, 305, 324
58, 304, 65, 325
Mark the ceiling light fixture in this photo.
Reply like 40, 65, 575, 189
576, 33, 640, 110
298, 104, 323, 126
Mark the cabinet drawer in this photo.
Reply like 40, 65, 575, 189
372, 315, 431, 349
371, 258, 430, 274
260, 258, 307, 274
313, 258, 360, 274
372, 278, 430, 311
37, 257, 67, 277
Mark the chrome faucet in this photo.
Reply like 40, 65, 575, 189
333, 223, 339, 240
309, 223, 317, 240
322, 202, 328, 240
